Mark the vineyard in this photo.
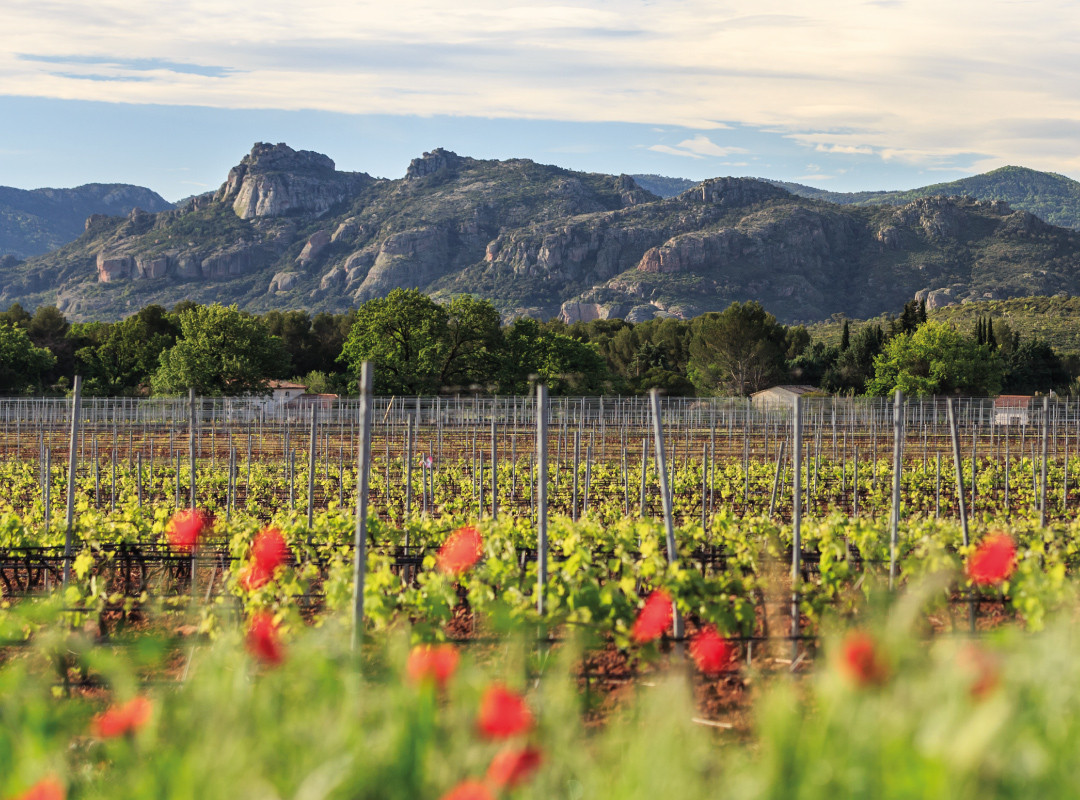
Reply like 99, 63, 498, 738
3, 386, 1080, 799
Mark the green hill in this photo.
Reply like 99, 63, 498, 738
811, 295, 1080, 355
0, 183, 173, 259
628, 174, 698, 199
771, 166, 1080, 230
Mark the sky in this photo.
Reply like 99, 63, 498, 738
2, 0, 1080, 201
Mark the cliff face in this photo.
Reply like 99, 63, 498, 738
217, 142, 372, 219
4, 144, 1080, 324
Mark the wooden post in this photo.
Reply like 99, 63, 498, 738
62, 376, 82, 586
889, 390, 903, 590
307, 405, 318, 533
1040, 396, 1050, 527
791, 396, 802, 661
639, 436, 648, 517
768, 439, 786, 519
352, 363, 374, 652
404, 413, 413, 517
491, 416, 498, 520
947, 398, 969, 546
649, 389, 683, 640
536, 384, 549, 615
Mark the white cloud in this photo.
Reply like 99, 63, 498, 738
648, 144, 704, 159
4, 0, 1080, 173
814, 144, 875, 155
649, 135, 748, 158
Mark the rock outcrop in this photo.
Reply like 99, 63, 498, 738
406, 148, 462, 180
96, 253, 134, 283
925, 287, 958, 309
354, 226, 452, 301
558, 300, 634, 324
136, 255, 169, 279
218, 143, 371, 219
638, 230, 746, 274
297, 230, 331, 267
270, 271, 301, 292
679, 177, 790, 207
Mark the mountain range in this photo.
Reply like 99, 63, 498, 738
0, 184, 173, 259
632, 167, 1080, 232
2, 145, 1080, 325
767, 167, 1080, 231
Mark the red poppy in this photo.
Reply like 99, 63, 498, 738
241, 564, 269, 592
486, 745, 543, 790
958, 644, 1000, 700
91, 696, 153, 738
247, 612, 284, 666
967, 534, 1017, 586
167, 509, 206, 552
406, 644, 459, 689
242, 528, 290, 590
689, 626, 734, 674
838, 631, 889, 687
477, 684, 534, 739
631, 590, 673, 643
439, 780, 493, 800
437, 526, 483, 575
12, 777, 65, 800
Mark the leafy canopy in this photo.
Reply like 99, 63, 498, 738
0, 321, 55, 394
687, 302, 787, 396
340, 289, 506, 394
151, 304, 287, 396
865, 321, 1004, 396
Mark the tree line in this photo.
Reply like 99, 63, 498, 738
0, 291, 1075, 397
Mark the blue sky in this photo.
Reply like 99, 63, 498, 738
3, 1, 1079, 201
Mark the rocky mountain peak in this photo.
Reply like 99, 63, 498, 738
406, 148, 462, 180
217, 142, 369, 220
240, 142, 337, 174
679, 177, 791, 207
615, 174, 657, 206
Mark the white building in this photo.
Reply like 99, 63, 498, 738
750, 385, 820, 408
268, 380, 308, 407
994, 395, 1033, 425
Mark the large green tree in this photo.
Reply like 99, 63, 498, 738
27, 305, 73, 387
865, 321, 1004, 396
439, 295, 505, 390
150, 304, 287, 396
340, 289, 451, 394
341, 290, 507, 394
77, 305, 179, 395
822, 324, 886, 394
1002, 338, 1070, 394
500, 317, 611, 394
261, 309, 317, 377
0, 321, 56, 394
687, 302, 787, 396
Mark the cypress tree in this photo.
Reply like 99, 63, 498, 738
840, 320, 850, 351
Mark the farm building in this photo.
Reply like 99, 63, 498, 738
994, 395, 1033, 425
268, 380, 308, 407
750, 385, 820, 408
284, 393, 338, 412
